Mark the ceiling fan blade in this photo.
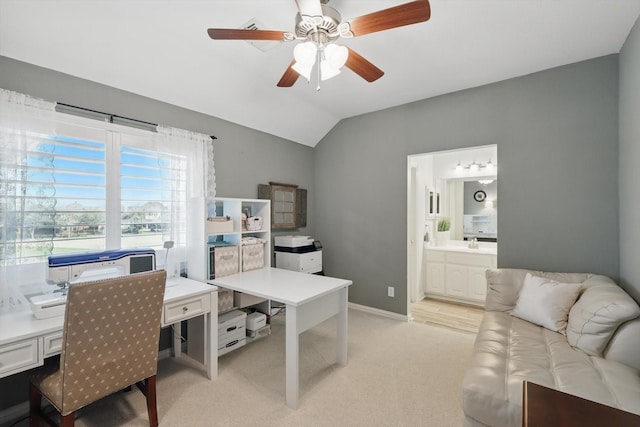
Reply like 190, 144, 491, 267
346, 1, 431, 37
277, 61, 300, 87
295, 0, 323, 19
345, 48, 384, 82
207, 28, 289, 41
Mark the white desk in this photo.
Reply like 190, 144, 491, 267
211, 267, 352, 409
0, 276, 218, 380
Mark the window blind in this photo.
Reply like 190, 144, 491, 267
1, 131, 107, 265
120, 144, 187, 249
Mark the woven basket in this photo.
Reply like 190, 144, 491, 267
245, 216, 262, 231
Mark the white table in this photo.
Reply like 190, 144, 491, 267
211, 267, 352, 409
0, 276, 218, 380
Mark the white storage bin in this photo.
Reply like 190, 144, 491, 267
234, 292, 266, 309
245, 216, 262, 231
218, 336, 246, 356
206, 216, 234, 233
218, 310, 246, 339
246, 312, 267, 331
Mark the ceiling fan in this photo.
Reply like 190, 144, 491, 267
207, 0, 431, 89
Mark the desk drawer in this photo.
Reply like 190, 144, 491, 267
43, 331, 63, 356
164, 294, 211, 325
0, 338, 41, 378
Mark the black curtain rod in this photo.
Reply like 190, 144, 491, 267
56, 102, 217, 140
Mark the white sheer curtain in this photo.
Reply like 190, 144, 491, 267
0, 89, 57, 287
154, 126, 214, 279
1, 88, 217, 288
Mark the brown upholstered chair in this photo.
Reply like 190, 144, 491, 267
29, 270, 167, 427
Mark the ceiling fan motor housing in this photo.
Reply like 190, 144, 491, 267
295, 5, 342, 43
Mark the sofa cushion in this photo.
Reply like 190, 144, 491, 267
484, 269, 591, 313
567, 282, 640, 357
462, 311, 640, 427
511, 273, 581, 334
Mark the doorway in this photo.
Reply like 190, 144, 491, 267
407, 145, 498, 318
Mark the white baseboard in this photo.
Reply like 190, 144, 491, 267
348, 302, 409, 322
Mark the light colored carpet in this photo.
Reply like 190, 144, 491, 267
14, 309, 476, 426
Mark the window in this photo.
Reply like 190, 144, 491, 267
1, 115, 189, 266
1, 89, 213, 286
120, 142, 187, 250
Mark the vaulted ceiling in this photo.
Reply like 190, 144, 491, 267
1, 0, 639, 147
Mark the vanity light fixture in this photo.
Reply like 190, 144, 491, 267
485, 159, 494, 171
478, 179, 494, 185
455, 160, 497, 174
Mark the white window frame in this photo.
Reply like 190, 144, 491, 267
3, 112, 190, 283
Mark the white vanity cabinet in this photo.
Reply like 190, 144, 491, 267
425, 246, 497, 306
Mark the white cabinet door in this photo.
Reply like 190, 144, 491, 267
445, 265, 467, 298
467, 267, 488, 302
426, 262, 445, 295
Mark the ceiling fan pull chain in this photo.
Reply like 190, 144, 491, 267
316, 47, 322, 91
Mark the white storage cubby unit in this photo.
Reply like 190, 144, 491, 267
205, 197, 271, 278
205, 197, 272, 354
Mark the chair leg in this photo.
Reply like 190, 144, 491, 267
29, 383, 41, 427
145, 375, 158, 427
60, 412, 75, 427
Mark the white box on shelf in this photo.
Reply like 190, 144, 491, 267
206, 217, 234, 234
246, 312, 267, 331
234, 292, 266, 308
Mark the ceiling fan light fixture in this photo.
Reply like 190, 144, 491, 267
293, 41, 317, 67
320, 61, 341, 80
292, 61, 313, 81
324, 43, 348, 69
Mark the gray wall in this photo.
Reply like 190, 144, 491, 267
315, 55, 619, 315
619, 16, 640, 302
0, 55, 315, 411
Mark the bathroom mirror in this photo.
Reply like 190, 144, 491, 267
445, 178, 497, 241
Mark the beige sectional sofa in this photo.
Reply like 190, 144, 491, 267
461, 268, 640, 427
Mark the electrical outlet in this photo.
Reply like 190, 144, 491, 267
388, 286, 395, 298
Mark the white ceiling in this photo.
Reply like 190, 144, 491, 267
1, 0, 639, 147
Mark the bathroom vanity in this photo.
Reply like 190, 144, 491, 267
423, 242, 497, 306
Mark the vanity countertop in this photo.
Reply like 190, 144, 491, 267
424, 241, 497, 255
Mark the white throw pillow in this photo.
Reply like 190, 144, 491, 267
511, 273, 582, 334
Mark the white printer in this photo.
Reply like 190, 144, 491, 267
274, 235, 323, 274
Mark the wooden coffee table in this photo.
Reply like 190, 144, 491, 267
523, 381, 640, 427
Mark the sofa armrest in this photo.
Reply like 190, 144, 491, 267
484, 268, 529, 312
603, 317, 640, 370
